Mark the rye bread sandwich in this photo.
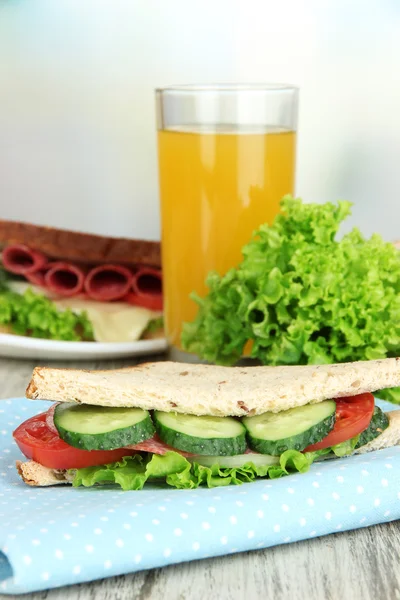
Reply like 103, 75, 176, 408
14, 358, 400, 490
0, 219, 163, 343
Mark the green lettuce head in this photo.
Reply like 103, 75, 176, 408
181, 196, 400, 384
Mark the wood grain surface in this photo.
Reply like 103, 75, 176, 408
0, 355, 399, 600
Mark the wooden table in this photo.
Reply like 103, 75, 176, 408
0, 356, 399, 600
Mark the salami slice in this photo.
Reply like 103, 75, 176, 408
84, 264, 133, 301
2, 244, 47, 275
133, 267, 162, 296
25, 265, 50, 286
126, 434, 193, 457
129, 267, 163, 311
44, 262, 85, 297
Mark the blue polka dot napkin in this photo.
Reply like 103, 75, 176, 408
1, 397, 400, 594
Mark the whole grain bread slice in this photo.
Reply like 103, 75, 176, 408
16, 460, 74, 487
15, 410, 400, 487
0, 219, 161, 267
26, 358, 400, 417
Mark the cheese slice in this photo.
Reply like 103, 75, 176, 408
54, 298, 161, 343
8, 281, 162, 343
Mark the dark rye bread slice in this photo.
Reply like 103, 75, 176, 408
0, 220, 161, 268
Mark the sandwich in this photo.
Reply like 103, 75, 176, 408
0, 219, 163, 343
14, 357, 400, 490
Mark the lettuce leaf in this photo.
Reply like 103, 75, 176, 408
181, 196, 400, 373
70, 449, 316, 491
330, 435, 360, 457
70, 423, 386, 491
70, 409, 390, 491
0, 288, 94, 341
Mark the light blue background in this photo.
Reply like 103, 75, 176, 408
0, 397, 399, 594
0, 1, 399, 242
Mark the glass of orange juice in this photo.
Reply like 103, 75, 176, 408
156, 84, 298, 360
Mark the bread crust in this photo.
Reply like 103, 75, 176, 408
16, 460, 71, 486
26, 357, 400, 417
0, 220, 161, 267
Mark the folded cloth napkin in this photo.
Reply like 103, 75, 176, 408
1, 397, 399, 594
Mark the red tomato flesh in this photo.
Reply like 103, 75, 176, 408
305, 393, 375, 452
13, 412, 138, 469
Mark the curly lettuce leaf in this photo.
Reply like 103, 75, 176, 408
0, 288, 94, 341
330, 435, 360, 457
181, 196, 400, 374
71, 449, 316, 491
70, 419, 389, 491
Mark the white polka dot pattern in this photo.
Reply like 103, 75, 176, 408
0, 397, 399, 595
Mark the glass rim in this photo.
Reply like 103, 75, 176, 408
156, 83, 298, 94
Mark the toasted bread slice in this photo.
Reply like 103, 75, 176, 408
26, 358, 400, 417
0, 219, 161, 267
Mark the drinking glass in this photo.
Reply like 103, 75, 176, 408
156, 84, 298, 360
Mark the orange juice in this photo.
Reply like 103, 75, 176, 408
157, 127, 296, 348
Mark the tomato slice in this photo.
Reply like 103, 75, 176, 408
305, 393, 375, 452
13, 412, 138, 469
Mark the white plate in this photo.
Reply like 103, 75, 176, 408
0, 333, 168, 360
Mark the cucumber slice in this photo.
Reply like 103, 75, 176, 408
355, 406, 389, 448
243, 400, 336, 455
153, 411, 247, 456
54, 403, 155, 451
188, 453, 279, 468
